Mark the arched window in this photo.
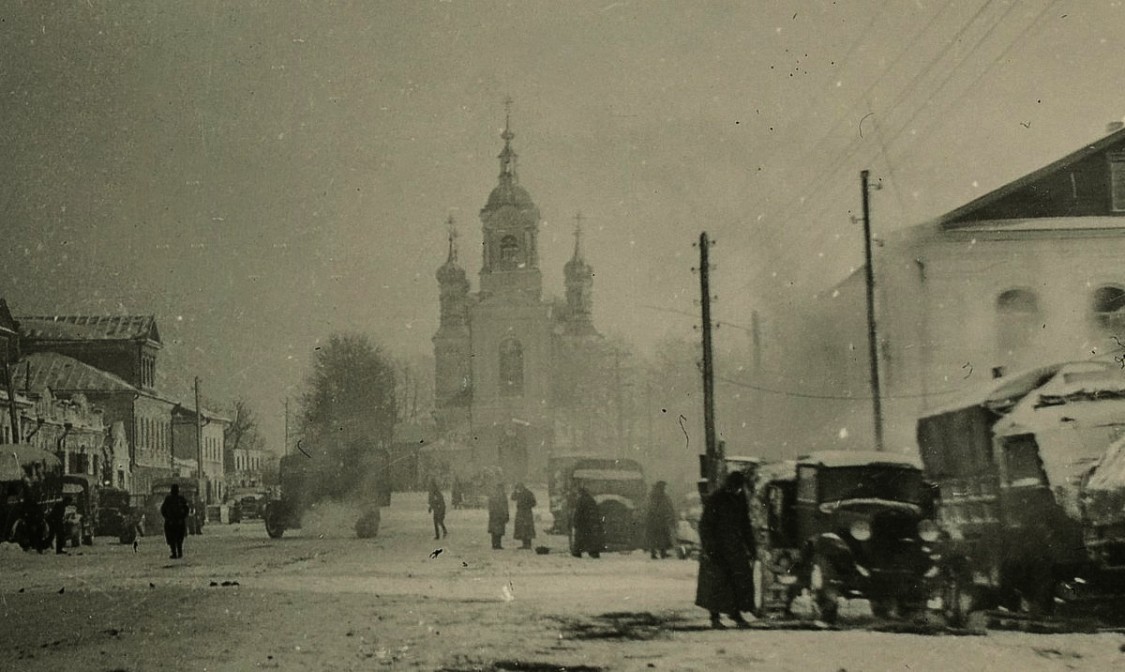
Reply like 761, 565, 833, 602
499, 235, 520, 266
1092, 285, 1125, 337
499, 339, 524, 396
996, 288, 1040, 357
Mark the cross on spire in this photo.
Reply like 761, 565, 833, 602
572, 211, 584, 259
498, 96, 517, 181
446, 214, 459, 262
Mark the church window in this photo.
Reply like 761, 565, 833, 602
1092, 285, 1125, 338
499, 339, 524, 396
499, 235, 520, 266
996, 288, 1040, 358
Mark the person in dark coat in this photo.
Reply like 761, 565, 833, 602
511, 483, 537, 549
427, 479, 448, 539
48, 496, 72, 555
695, 470, 756, 629
645, 481, 676, 560
570, 486, 604, 559
160, 484, 190, 559
487, 483, 509, 549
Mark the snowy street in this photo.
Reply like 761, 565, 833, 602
2, 491, 1123, 672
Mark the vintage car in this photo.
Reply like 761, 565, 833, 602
94, 486, 133, 539
752, 451, 942, 622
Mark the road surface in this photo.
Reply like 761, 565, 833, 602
1, 491, 1122, 671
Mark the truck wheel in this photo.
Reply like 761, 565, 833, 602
809, 555, 840, 623
265, 515, 285, 539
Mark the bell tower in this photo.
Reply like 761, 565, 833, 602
479, 99, 542, 300
564, 212, 595, 334
433, 216, 472, 428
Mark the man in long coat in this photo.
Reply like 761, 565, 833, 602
160, 484, 190, 559
644, 481, 676, 559
694, 470, 755, 629
511, 483, 537, 549
570, 486, 604, 558
487, 483, 509, 550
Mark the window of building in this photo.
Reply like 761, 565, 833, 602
499, 338, 524, 396
1110, 151, 1125, 212
1093, 285, 1125, 337
499, 235, 520, 266
996, 288, 1040, 357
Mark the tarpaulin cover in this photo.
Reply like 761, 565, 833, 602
0, 444, 62, 481
1084, 436, 1125, 527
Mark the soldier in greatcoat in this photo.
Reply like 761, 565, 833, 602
511, 483, 537, 549
487, 483, 509, 549
694, 470, 756, 629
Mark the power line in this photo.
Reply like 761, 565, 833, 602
715, 373, 970, 402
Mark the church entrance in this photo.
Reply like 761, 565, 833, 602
498, 428, 528, 483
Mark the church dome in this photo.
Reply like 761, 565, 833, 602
564, 255, 593, 279
437, 258, 467, 284
484, 181, 536, 211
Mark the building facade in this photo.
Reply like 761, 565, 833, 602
19, 317, 177, 494
432, 113, 613, 483
764, 123, 1125, 455
172, 405, 230, 504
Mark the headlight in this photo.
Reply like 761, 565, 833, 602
849, 520, 872, 541
918, 519, 940, 543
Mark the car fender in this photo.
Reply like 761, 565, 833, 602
810, 533, 853, 566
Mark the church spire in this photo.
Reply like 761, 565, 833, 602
445, 214, 459, 264
571, 211, 585, 261
498, 96, 518, 183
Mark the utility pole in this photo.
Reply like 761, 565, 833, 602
194, 377, 205, 498
613, 348, 625, 457
283, 397, 290, 457
3, 363, 20, 443
698, 232, 720, 491
861, 170, 885, 452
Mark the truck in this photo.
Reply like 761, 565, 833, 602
917, 360, 1125, 623
546, 455, 646, 552
1, 444, 63, 551
264, 445, 390, 539
750, 451, 943, 622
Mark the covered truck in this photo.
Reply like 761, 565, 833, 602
917, 360, 1125, 622
547, 455, 646, 551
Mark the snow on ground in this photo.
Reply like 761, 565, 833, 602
0, 490, 1122, 671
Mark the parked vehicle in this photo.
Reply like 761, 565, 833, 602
674, 488, 703, 559
1, 444, 63, 551
238, 493, 264, 520
94, 486, 133, 539
917, 361, 1125, 623
61, 474, 99, 546
547, 455, 646, 553
751, 451, 942, 622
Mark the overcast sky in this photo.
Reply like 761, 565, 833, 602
2, 0, 1122, 449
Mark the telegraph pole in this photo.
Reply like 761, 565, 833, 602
283, 397, 290, 457
861, 170, 885, 452
194, 377, 205, 496
698, 232, 720, 490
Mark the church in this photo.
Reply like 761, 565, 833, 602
431, 111, 614, 483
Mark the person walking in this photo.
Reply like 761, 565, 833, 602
511, 483, 537, 550
428, 479, 448, 539
487, 483, 509, 550
569, 486, 604, 559
695, 470, 756, 629
48, 496, 72, 555
160, 484, 190, 559
644, 481, 676, 560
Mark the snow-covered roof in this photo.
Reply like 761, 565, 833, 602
797, 450, 922, 469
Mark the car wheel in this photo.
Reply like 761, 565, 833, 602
265, 514, 285, 539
